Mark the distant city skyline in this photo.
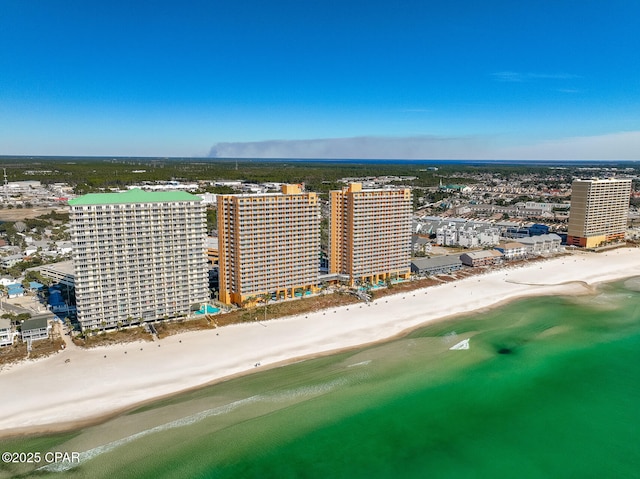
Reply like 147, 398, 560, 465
2, 1, 639, 160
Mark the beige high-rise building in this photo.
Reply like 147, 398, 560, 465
217, 184, 320, 305
329, 183, 412, 286
567, 178, 632, 248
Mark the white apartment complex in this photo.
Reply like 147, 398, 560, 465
69, 189, 208, 331
217, 184, 320, 305
330, 183, 412, 285
435, 223, 500, 248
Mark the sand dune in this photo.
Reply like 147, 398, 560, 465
1, 248, 638, 438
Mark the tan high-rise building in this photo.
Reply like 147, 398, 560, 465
567, 178, 632, 248
329, 183, 412, 286
217, 184, 320, 305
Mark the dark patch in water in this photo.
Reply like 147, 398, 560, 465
497, 348, 513, 355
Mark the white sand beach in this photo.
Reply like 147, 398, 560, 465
1, 247, 639, 438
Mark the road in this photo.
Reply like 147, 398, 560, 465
0, 301, 33, 315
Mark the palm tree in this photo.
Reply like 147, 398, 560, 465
240, 296, 254, 309
261, 293, 271, 322
385, 276, 393, 289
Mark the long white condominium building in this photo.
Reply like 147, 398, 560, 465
567, 178, 632, 248
330, 183, 412, 286
69, 189, 209, 331
217, 184, 320, 305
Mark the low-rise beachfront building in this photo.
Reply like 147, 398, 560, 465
20, 317, 50, 342
0, 318, 15, 347
495, 242, 527, 261
460, 250, 503, 267
217, 184, 320, 305
411, 256, 463, 276
330, 183, 412, 286
518, 234, 563, 255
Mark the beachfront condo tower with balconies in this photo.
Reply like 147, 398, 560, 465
567, 178, 632, 248
217, 184, 320, 305
69, 189, 209, 331
329, 183, 412, 286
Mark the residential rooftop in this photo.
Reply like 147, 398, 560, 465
68, 188, 201, 206
21, 317, 48, 332
411, 255, 462, 269
463, 250, 503, 259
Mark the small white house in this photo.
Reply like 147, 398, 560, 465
495, 242, 528, 261
7, 283, 25, 298
20, 318, 50, 342
55, 242, 73, 255
1, 254, 23, 269
0, 318, 15, 347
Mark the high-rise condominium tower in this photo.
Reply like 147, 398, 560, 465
567, 178, 632, 248
69, 189, 208, 331
329, 183, 412, 286
217, 184, 320, 305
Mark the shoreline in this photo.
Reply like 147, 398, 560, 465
0, 282, 589, 440
1, 248, 639, 440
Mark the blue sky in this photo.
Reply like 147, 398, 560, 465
1, 0, 640, 159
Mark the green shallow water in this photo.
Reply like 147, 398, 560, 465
3, 279, 640, 478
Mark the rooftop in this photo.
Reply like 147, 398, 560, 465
68, 188, 201, 206
412, 255, 462, 268
574, 178, 632, 183
21, 317, 48, 332
30, 260, 75, 276
501, 242, 526, 249
519, 233, 562, 244
463, 250, 503, 259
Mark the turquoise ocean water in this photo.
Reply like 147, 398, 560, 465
2, 278, 640, 478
